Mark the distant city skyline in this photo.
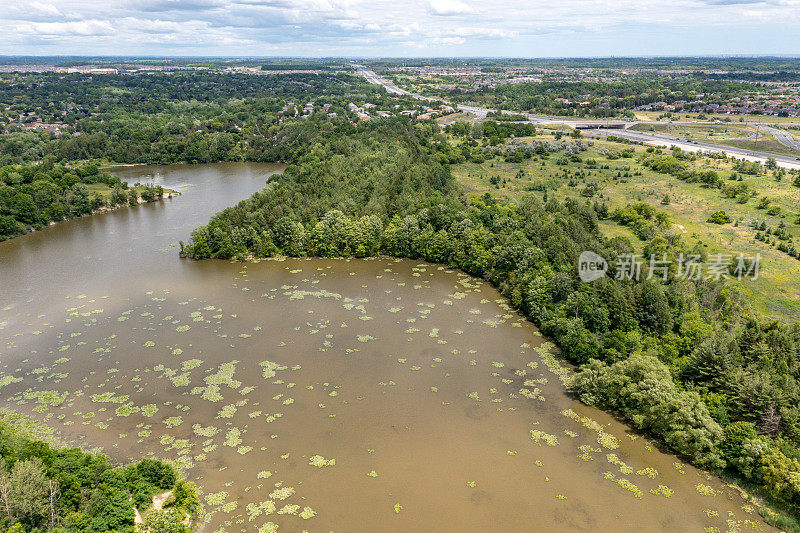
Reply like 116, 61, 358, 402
2, 0, 799, 57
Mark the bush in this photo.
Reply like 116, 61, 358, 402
136, 458, 177, 489
707, 210, 732, 224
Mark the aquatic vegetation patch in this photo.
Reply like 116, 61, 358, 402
164, 416, 184, 428
205, 491, 229, 506
182, 359, 203, 371
115, 403, 138, 417
259, 361, 286, 379
224, 428, 243, 447
606, 454, 634, 475
309, 455, 335, 467
650, 485, 674, 498
205, 361, 242, 389
299, 506, 316, 519
0, 375, 23, 391
530, 429, 559, 446
24, 390, 68, 407
602, 472, 644, 499
561, 409, 619, 450
90, 392, 129, 403
217, 404, 238, 418
269, 487, 295, 501
519, 388, 544, 401
636, 467, 658, 479
278, 504, 299, 515
141, 404, 159, 417
199, 385, 224, 402
696, 484, 717, 496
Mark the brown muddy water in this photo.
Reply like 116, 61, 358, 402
0, 163, 769, 532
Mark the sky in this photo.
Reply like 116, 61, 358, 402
2, 0, 800, 57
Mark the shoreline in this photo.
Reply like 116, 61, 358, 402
2, 189, 182, 243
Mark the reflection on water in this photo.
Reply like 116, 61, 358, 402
0, 164, 767, 532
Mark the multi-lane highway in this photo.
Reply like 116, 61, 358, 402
353, 64, 800, 170
763, 125, 800, 152
355, 65, 411, 96
586, 128, 800, 169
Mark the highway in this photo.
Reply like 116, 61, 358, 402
586, 128, 800, 170
763, 126, 800, 152
353, 64, 800, 170
353, 64, 559, 122
354, 64, 429, 98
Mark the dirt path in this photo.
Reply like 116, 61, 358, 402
133, 490, 173, 525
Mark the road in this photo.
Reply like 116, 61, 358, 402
587, 128, 800, 170
353, 65, 800, 170
762, 125, 800, 152
353, 64, 560, 123
353, 64, 430, 98
628, 121, 800, 150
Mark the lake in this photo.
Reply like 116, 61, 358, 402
0, 163, 768, 532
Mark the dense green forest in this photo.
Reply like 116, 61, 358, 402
0, 70, 434, 167
182, 117, 800, 524
0, 70, 434, 241
0, 422, 200, 532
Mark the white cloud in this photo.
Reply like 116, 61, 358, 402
427, 0, 475, 16
0, 0, 797, 55
432, 36, 466, 44
18, 20, 115, 37
29, 2, 63, 16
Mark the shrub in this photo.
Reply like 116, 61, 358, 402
707, 210, 732, 224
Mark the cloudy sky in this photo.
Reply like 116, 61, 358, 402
2, 0, 800, 57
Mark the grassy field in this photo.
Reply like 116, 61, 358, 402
86, 183, 179, 203
714, 133, 800, 157
629, 123, 753, 140
450, 133, 800, 320
634, 110, 800, 124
